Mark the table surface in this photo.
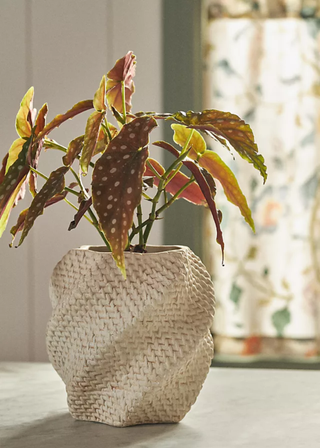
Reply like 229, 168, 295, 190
1, 363, 320, 448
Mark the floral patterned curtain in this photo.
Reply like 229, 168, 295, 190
204, 0, 320, 359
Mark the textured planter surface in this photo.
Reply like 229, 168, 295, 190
47, 245, 215, 427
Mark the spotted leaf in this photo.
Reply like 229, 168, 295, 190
6, 138, 25, 173
106, 51, 136, 113
36, 100, 94, 141
16, 166, 69, 247
68, 197, 92, 231
145, 158, 206, 205
171, 124, 206, 157
63, 136, 84, 166
93, 75, 106, 112
16, 87, 34, 138
0, 136, 32, 237
92, 116, 157, 277
0, 154, 9, 185
199, 151, 255, 231
172, 109, 267, 183
80, 111, 104, 174
93, 124, 118, 156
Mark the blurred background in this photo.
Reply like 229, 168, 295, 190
1, 0, 320, 369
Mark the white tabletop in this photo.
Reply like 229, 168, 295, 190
1, 362, 320, 447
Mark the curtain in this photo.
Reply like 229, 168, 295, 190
204, 0, 320, 359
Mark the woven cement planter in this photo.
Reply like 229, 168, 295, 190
46, 245, 215, 427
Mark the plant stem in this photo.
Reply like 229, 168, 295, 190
156, 176, 195, 216
137, 203, 143, 246
146, 160, 162, 180
121, 80, 126, 123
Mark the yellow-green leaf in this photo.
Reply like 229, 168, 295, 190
172, 109, 267, 183
0, 177, 26, 238
171, 123, 206, 157
16, 87, 34, 138
93, 75, 106, 112
6, 138, 25, 173
199, 150, 255, 231
80, 111, 104, 174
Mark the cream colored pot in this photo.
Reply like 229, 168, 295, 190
46, 245, 215, 427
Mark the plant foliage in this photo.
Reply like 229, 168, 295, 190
0, 51, 267, 277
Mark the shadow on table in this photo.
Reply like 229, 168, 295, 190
3, 413, 201, 448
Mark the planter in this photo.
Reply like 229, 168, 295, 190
46, 245, 215, 427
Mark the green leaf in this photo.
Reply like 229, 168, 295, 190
16, 166, 69, 247
199, 151, 255, 232
271, 307, 291, 337
63, 135, 84, 167
80, 111, 104, 174
16, 87, 34, 138
6, 138, 25, 173
92, 116, 157, 278
230, 282, 242, 307
171, 109, 267, 184
171, 123, 206, 157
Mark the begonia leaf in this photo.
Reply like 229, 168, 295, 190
36, 100, 94, 141
16, 87, 34, 138
68, 197, 92, 231
172, 110, 267, 183
171, 123, 206, 157
152, 140, 180, 158
16, 166, 69, 246
199, 151, 255, 231
35, 103, 48, 136
63, 136, 84, 167
0, 154, 9, 185
6, 138, 25, 173
0, 136, 32, 237
93, 75, 106, 112
106, 51, 136, 113
183, 160, 224, 261
10, 188, 69, 246
92, 116, 157, 277
145, 158, 206, 205
93, 124, 118, 156
80, 111, 104, 174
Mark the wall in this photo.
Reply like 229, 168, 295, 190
0, 0, 163, 361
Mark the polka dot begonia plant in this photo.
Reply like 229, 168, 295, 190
0, 51, 267, 278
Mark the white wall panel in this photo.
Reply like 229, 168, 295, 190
0, 0, 163, 361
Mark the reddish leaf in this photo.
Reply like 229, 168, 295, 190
68, 197, 92, 231
10, 189, 69, 246
106, 51, 136, 113
35, 100, 94, 141
183, 160, 224, 261
92, 116, 157, 277
16, 166, 69, 246
80, 111, 104, 174
153, 140, 179, 158
35, 103, 48, 136
145, 158, 206, 205
63, 136, 84, 167
199, 151, 255, 231
16, 87, 34, 138
172, 110, 267, 183
93, 75, 106, 112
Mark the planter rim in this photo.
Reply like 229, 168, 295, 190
76, 244, 189, 256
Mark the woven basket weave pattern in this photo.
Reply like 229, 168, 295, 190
47, 246, 215, 426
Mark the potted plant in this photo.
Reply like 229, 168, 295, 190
0, 51, 267, 427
